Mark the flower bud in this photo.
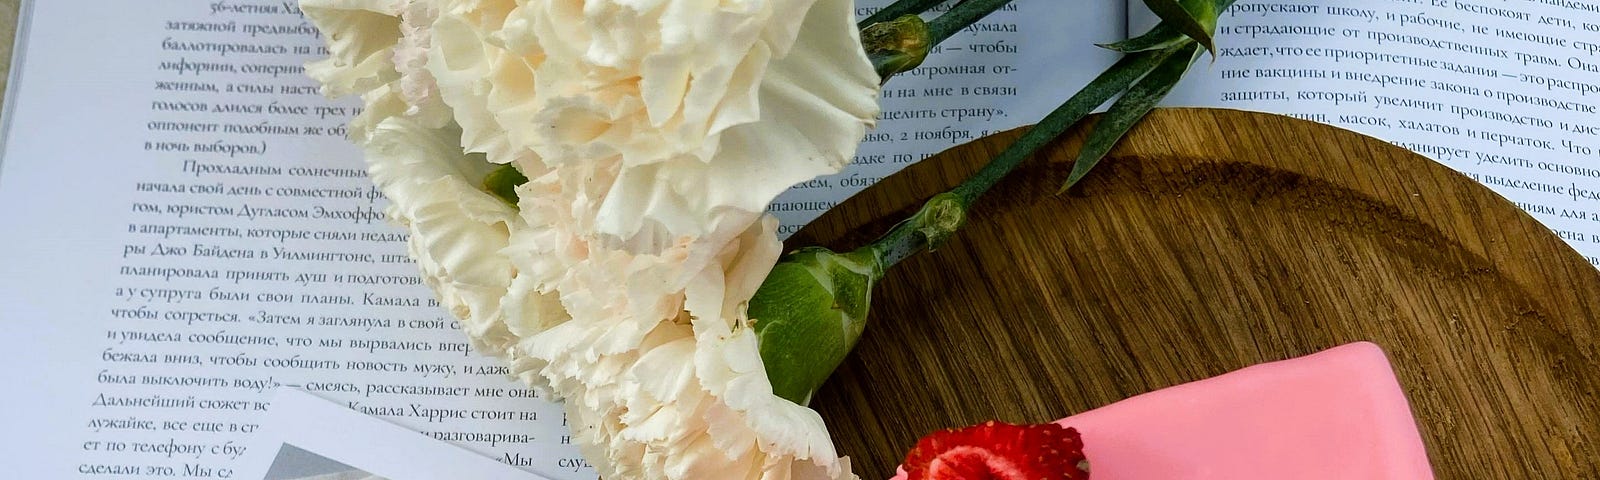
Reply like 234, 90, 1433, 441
749, 246, 885, 405
861, 15, 931, 82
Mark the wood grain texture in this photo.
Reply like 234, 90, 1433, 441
792, 108, 1600, 478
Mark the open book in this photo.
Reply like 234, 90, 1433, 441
1, 0, 1594, 477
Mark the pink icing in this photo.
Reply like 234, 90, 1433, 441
891, 342, 1434, 479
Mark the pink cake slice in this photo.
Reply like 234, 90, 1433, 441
893, 342, 1434, 479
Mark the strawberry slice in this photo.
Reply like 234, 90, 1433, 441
903, 420, 1089, 480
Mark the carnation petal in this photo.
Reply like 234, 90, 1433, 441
364, 118, 525, 354
592, 0, 878, 247
302, 0, 403, 97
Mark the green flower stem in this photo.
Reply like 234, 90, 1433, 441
926, 0, 1018, 47
752, 0, 1230, 407
866, 47, 1183, 269
864, 193, 963, 269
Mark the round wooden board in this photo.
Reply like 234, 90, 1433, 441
790, 108, 1600, 478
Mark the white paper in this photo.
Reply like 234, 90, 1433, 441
1155, 1, 1600, 267
239, 389, 550, 480
0, 0, 1125, 478
0, 2, 583, 478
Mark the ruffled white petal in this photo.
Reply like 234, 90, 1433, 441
511, 217, 853, 480
394, 1, 454, 125
302, 0, 404, 97
424, 0, 879, 250
363, 118, 556, 357
593, 0, 880, 248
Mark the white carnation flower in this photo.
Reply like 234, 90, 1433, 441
512, 216, 854, 479
424, 0, 880, 250
302, 0, 880, 478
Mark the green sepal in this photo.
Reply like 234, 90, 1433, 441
750, 247, 884, 406
482, 163, 528, 207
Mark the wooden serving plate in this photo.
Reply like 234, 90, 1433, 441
791, 108, 1600, 478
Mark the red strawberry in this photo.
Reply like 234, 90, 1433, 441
903, 420, 1089, 480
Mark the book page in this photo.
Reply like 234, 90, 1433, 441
0, 0, 1123, 478
1152, 1, 1600, 267
239, 389, 550, 480
0, 2, 586, 478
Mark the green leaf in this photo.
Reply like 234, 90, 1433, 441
949, 46, 1177, 207
1013, 50, 1176, 146
1062, 43, 1201, 191
1022, 48, 1179, 148
1141, 0, 1218, 55
1107, 0, 1236, 54
1099, 22, 1187, 53
482, 163, 528, 207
